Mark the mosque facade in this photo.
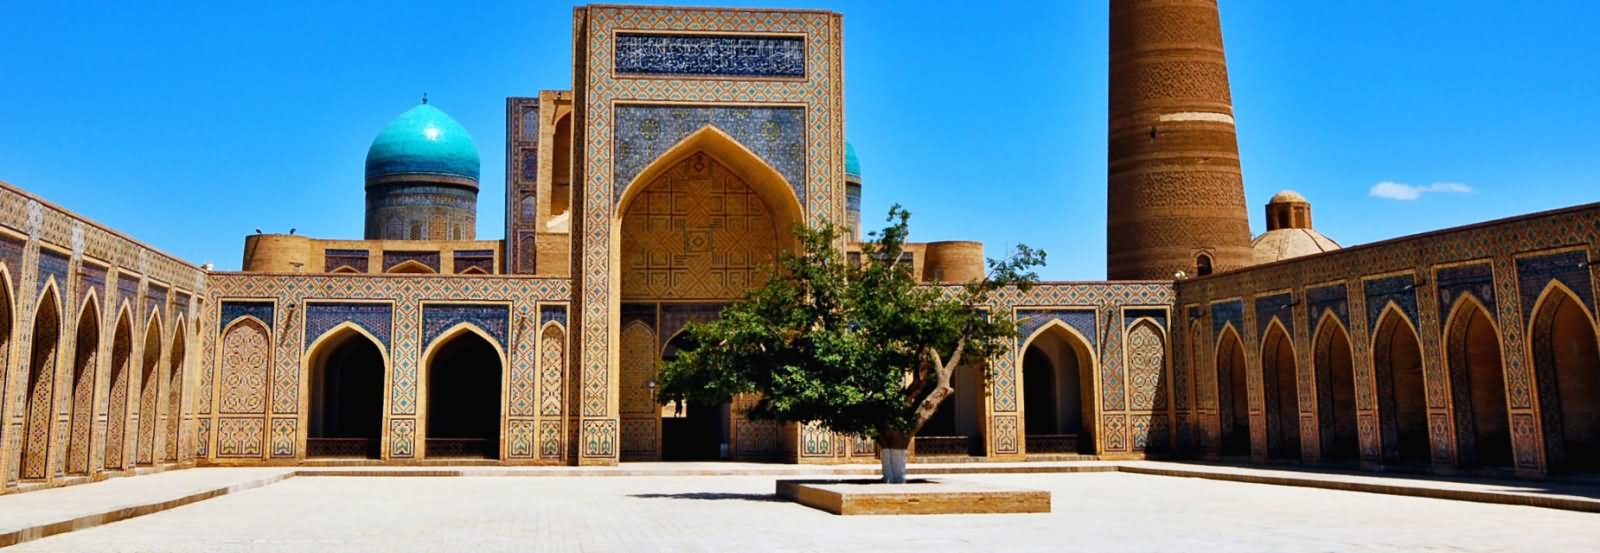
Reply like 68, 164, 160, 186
0, 2, 1597, 491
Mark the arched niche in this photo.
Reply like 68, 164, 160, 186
1372, 304, 1428, 467
304, 324, 388, 458
1020, 321, 1097, 455
1261, 319, 1301, 460
422, 324, 505, 459
1312, 313, 1358, 463
1215, 324, 1249, 457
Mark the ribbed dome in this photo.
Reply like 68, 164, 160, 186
1252, 228, 1341, 265
1270, 190, 1308, 204
845, 141, 861, 179
365, 104, 480, 182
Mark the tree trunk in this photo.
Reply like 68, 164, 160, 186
877, 431, 913, 484
880, 448, 908, 484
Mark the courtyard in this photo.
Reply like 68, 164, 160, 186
8, 471, 1598, 552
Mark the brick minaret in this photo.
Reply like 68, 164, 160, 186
1107, 0, 1252, 280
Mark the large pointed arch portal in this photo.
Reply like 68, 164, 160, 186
612, 124, 806, 462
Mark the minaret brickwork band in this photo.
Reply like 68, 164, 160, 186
1107, 0, 1252, 280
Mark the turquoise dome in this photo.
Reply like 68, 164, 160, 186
845, 141, 861, 179
365, 104, 480, 182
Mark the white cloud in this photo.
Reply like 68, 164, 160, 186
1369, 181, 1473, 201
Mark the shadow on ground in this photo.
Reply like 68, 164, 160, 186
628, 492, 787, 503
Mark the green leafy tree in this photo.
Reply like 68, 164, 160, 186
657, 205, 1044, 482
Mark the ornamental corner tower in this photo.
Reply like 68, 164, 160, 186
1107, 0, 1252, 280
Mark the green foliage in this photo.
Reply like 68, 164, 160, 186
656, 205, 1045, 446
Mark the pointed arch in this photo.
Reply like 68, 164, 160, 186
1311, 311, 1358, 462
215, 316, 270, 458
616, 124, 805, 242
18, 281, 62, 480
161, 314, 187, 462
329, 265, 362, 274
385, 260, 436, 274
1019, 320, 1098, 454
303, 322, 387, 458
104, 303, 135, 468
1260, 318, 1301, 460
537, 321, 566, 420
1215, 323, 1249, 456
619, 320, 659, 460
1125, 318, 1170, 452
66, 292, 101, 475
1372, 303, 1428, 466
1527, 280, 1600, 472
422, 322, 505, 459
135, 310, 164, 465
457, 265, 490, 275
1441, 293, 1511, 469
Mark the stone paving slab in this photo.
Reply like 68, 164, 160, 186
1122, 461, 1600, 513
2, 460, 1597, 548
0, 468, 293, 547
10, 473, 1600, 553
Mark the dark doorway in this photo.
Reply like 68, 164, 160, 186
1531, 289, 1600, 473
310, 330, 385, 458
1262, 324, 1301, 461
1314, 318, 1359, 463
426, 330, 502, 459
1447, 300, 1511, 469
1375, 310, 1430, 467
1217, 329, 1250, 457
660, 335, 727, 461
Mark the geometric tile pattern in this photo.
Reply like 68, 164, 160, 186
422, 304, 510, 349
614, 105, 806, 204
1516, 249, 1592, 322
305, 302, 393, 350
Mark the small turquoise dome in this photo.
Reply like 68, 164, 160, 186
845, 141, 861, 179
365, 103, 480, 182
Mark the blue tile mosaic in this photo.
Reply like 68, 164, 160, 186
117, 275, 140, 311
613, 105, 806, 205
422, 304, 510, 347
1124, 308, 1168, 330
452, 250, 495, 274
614, 33, 805, 78
146, 283, 167, 314
539, 305, 567, 327
36, 249, 69, 294
1516, 250, 1593, 322
79, 262, 107, 305
306, 302, 393, 351
324, 249, 370, 273
1364, 275, 1420, 334
1437, 262, 1497, 324
1305, 283, 1349, 331
660, 303, 724, 345
1211, 300, 1244, 338
382, 251, 441, 272
1255, 293, 1294, 335
1017, 309, 1097, 348
220, 301, 274, 333
0, 234, 22, 280
620, 303, 657, 331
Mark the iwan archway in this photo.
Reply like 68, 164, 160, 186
305, 324, 387, 458
614, 126, 804, 461
1020, 321, 1096, 455
423, 325, 505, 459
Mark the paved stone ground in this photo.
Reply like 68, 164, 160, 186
11, 472, 1599, 553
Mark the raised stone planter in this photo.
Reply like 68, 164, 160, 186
775, 478, 1050, 515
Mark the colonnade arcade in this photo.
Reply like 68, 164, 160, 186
4, 265, 196, 485
1199, 279, 1600, 475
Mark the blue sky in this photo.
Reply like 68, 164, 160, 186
1, 1, 1595, 278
